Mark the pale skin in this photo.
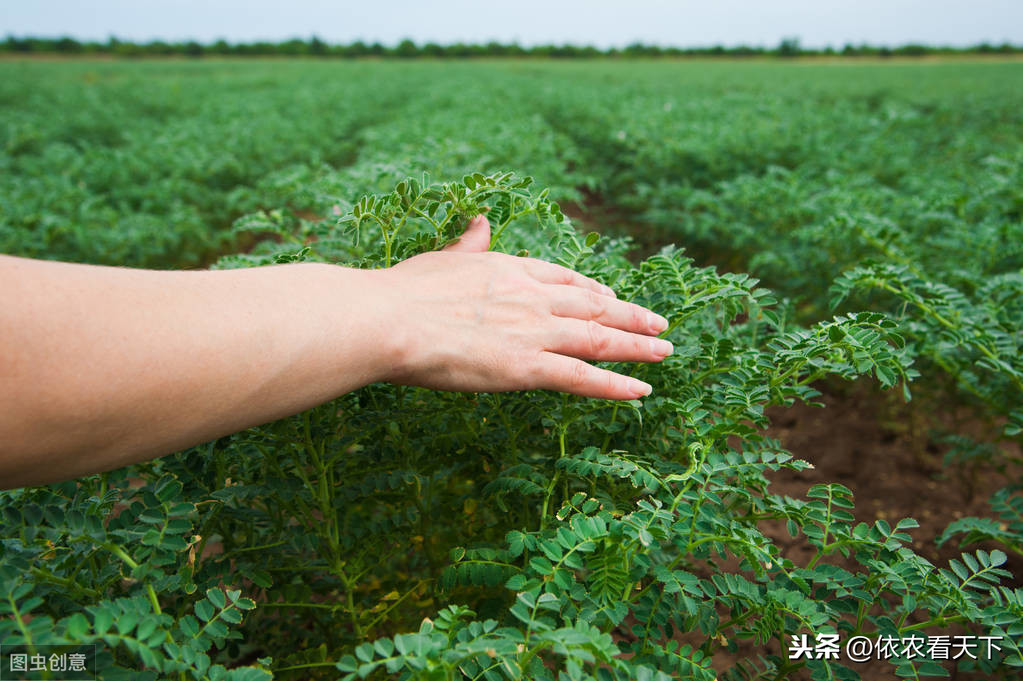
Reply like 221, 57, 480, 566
0, 215, 672, 489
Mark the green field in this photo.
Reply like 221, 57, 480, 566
2, 58, 1022, 680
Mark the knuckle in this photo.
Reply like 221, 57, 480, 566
569, 361, 590, 389
585, 320, 610, 355
586, 290, 607, 319
634, 334, 648, 357
527, 352, 548, 388
631, 305, 646, 330
553, 265, 575, 285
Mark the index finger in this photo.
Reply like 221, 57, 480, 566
522, 259, 616, 298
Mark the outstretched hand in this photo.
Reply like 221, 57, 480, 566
0, 217, 672, 487
374, 215, 672, 400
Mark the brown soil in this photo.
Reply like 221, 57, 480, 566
756, 383, 1020, 680
561, 191, 664, 262
649, 382, 1021, 681
765, 384, 1021, 574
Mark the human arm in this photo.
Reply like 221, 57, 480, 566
0, 216, 671, 488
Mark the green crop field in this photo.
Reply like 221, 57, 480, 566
2, 58, 1022, 681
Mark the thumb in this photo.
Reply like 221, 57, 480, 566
443, 215, 490, 253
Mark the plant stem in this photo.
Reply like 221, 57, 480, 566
540, 423, 569, 530
274, 661, 343, 673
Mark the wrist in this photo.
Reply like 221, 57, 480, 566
316, 262, 405, 389
363, 264, 416, 386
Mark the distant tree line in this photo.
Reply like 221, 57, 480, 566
3, 35, 1021, 59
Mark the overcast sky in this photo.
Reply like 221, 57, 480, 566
5, 0, 1023, 48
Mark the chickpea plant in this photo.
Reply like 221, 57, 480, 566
2, 174, 1020, 681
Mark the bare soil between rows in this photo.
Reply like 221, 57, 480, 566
757, 383, 1020, 680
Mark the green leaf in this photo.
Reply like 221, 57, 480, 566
207, 588, 227, 609
355, 642, 375, 662
195, 600, 215, 623
373, 639, 395, 657
65, 612, 90, 639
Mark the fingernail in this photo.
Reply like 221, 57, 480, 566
628, 378, 652, 397
650, 338, 673, 356
648, 312, 668, 333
